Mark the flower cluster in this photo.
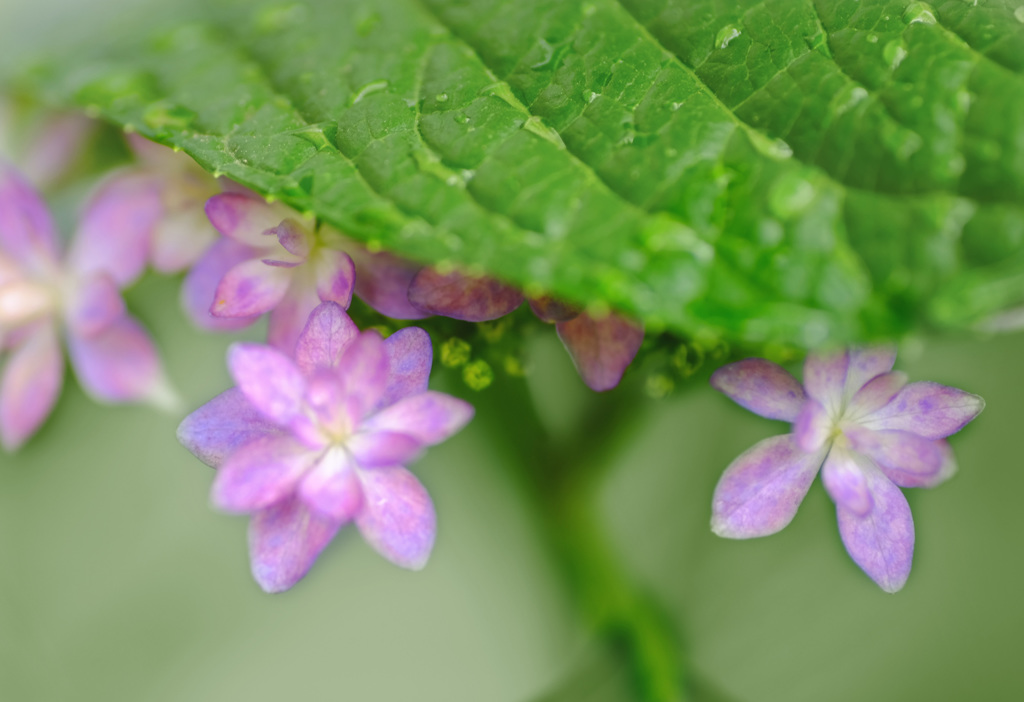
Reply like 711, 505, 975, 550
710, 347, 984, 592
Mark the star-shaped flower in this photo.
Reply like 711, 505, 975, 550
177, 301, 474, 592
709, 347, 984, 592
0, 162, 172, 450
182, 192, 355, 352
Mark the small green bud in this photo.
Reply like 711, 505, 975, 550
440, 337, 472, 367
463, 359, 494, 390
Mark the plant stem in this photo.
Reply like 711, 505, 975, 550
474, 375, 687, 702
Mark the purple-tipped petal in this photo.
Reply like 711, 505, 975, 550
295, 301, 358, 375
556, 313, 644, 392
843, 346, 897, 398
363, 391, 474, 445
21, 113, 94, 188
528, 295, 581, 323
803, 349, 849, 415
70, 173, 162, 286
271, 219, 312, 258
67, 274, 125, 338
352, 251, 428, 320
151, 207, 218, 273
709, 358, 806, 422
794, 399, 831, 452
710, 434, 826, 539
266, 281, 321, 354
227, 343, 306, 426
211, 258, 293, 318
845, 426, 949, 488
337, 332, 388, 421
860, 381, 985, 440
835, 467, 914, 593
380, 327, 432, 408
181, 239, 260, 331
821, 448, 873, 516
408, 267, 523, 322
355, 465, 436, 570
177, 388, 281, 468
348, 430, 425, 467
313, 249, 355, 308
66, 315, 163, 403
0, 162, 61, 267
205, 193, 287, 246
0, 323, 63, 450
846, 371, 908, 420
212, 435, 316, 513
248, 496, 342, 593
298, 448, 363, 522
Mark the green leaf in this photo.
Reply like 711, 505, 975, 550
14, 0, 1024, 347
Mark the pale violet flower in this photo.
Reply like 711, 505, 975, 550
0, 162, 172, 450
177, 301, 474, 592
183, 192, 355, 352
709, 347, 984, 592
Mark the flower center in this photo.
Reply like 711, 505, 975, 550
0, 279, 56, 330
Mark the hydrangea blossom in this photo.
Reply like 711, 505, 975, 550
177, 301, 474, 592
0, 162, 172, 450
407, 265, 644, 392
183, 192, 355, 352
709, 347, 984, 592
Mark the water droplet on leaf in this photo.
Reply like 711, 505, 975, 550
883, 39, 909, 69
351, 80, 389, 105
435, 92, 449, 103
768, 172, 817, 220
715, 24, 742, 49
902, 2, 937, 25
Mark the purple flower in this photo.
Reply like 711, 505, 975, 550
183, 192, 356, 352
407, 265, 644, 392
709, 347, 984, 592
0, 162, 172, 450
177, 301, 474, 592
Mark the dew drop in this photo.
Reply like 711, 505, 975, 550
715, 24, 742, 49
671, 101, 684, 111
867, 34, 879, 44
902, 2, 937, 25
588, 91, 600, 103
351, 80, 389, 104
531, 38, 555, 68
435, 92, 449, 103
768, 172, 817, 220
883, 39, 909, 70
454, 112, 470, 124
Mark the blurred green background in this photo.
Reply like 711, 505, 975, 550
1, 273, 1022, 701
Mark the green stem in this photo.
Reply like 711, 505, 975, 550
475, 376, 687, 702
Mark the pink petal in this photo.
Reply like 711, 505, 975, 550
211, 258, 293, 318
362, 391, 474, 445
803, 349, 849, 415
212, 435, 317, 513
337, 331, 388, 421
408, 267, 523, 322
181, 239, 260, 331
294, 301, 358, 375
298, 448, 364, 522
835, 467, 914, 593
556, 312, 644, 392
227, 343, 306, 426
709, 358, 807, 422
271, 219, 312, 258
248, 496, 342, 593
794, 399, 831, 452
845, 426, 951, 488
0, 162, 61, 268
66, 315, 164, 402
151, 206, 218, 273
843, 346, 897, 397
380, 327, 432, 408
266, 280, 321, 354
859, 381, 985, 439
352, 250, 428, 320
355, 465, 436, 570
710, 434, 826, 539
313, 249, 355, 307
528, 295, 581, 323
176, 388, 281, 468
21, 113, 95, 188
845, 371, 908, 420
205, 193, 288, 246
347, 430, 425, 467
821, 447, 873, 516
0, 323, 63, 450
66, 273, 125, 338
70, 173, 163, 286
